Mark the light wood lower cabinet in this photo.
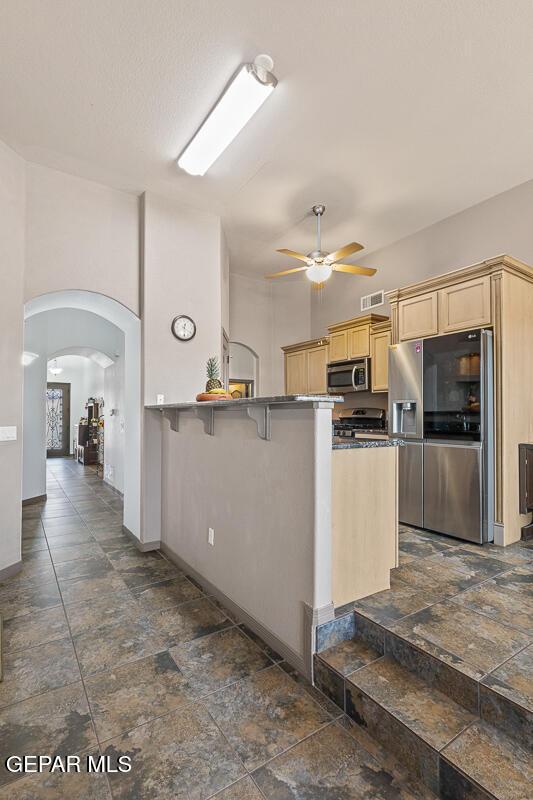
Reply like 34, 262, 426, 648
332, 446, 398, 607
438, 275, 491, 333
371, 328, 391, 392
398, 291, 438, 340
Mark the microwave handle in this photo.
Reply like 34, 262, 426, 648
351, 365, 357, 390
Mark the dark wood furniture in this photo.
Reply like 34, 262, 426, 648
77, 399, 101, 465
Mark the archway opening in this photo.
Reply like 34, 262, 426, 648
23, 291, 141, 539
229, 341, 259, 398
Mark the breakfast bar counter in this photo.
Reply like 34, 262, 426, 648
144, 395, 398, 676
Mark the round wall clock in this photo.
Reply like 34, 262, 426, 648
171, 315, 196, 341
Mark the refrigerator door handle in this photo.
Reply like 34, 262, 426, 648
481, 329, 495, 542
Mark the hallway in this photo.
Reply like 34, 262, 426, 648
0, 460, 432, 799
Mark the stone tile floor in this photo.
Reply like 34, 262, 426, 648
353, 524, 533, 686
323, 523, 533, 800
0, 460, 433, 799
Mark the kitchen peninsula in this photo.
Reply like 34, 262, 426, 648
145, 395, 399, 676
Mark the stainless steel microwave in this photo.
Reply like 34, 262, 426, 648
327, 358, 370, 393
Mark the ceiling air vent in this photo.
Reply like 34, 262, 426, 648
361, 290, 384, 312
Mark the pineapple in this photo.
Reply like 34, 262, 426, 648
205, 356, 223, 392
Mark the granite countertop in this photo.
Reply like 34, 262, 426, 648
146, 394, 344, 410
332, 437, 404, 449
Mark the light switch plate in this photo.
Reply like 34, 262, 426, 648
0, 426, 17, 442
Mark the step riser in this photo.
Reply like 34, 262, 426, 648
480, 685, 533, 750
315, 612, 355, 653
345, 680, 440, 795
313, 654, 345, 710
439, 758, 494, 800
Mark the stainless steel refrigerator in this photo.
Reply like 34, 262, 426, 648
389, 329, 494, 543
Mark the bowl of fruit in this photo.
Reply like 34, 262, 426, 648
196, 356, 233, 401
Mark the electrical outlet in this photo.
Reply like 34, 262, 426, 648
208, 528, 215, 546
156, 394, 165, 405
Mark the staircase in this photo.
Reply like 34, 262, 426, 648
313, 610, 532, 799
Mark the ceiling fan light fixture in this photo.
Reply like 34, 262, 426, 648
177, 56, 277, 176
266, 204, 378, 285
305, 262, 332, 284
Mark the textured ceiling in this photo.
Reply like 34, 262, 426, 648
1, 0, 533, 277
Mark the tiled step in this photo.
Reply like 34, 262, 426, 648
318, 604, 530, 725
314, 614, 532, 799
345, 655, 476, 795
479, 644, 532, 747
313, 635, 383, 709
440, 720, 533, 800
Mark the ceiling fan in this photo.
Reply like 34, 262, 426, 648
266, 204, 377, 287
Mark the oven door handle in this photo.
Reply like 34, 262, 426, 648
351, 365, 357, 389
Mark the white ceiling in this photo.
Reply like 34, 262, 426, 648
2, 0, 533, 277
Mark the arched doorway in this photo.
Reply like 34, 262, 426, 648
229, 341, 259, 397
23, 291, 141, 539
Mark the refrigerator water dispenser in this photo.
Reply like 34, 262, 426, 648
392, 401, 418, 436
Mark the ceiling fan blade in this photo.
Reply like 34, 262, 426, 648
325, 242, 364, 264
265, 266, 308, 279
332, 264, 377, 277
276, 248, 312, 264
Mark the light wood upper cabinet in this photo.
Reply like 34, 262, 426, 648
285, 351, 307, 395
307, 345, 329, 394
328, 314, 388, 361
328, 331, 348, 362
348, 324, 370, 358
283, 314, 388, 395
438, 276, 491, 333
283, 338, 329, 394
371, 328, 391, 392
398, 291, 438, 341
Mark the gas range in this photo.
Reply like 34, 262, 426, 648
333, 407, 387, 438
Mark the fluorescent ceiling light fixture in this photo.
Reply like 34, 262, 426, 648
22, 351, 39, 366
306, 263, 333, 284
177, 55, 277, 176
48, 359, 63, 376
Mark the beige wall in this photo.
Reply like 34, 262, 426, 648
141, 193, 223, 405
0, 141, 25, 574
229, 274, 311, 395
311, 179, 533, 336
25, 163, 140, 313
220, 229, 230, 336
159, 405, 333, 667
